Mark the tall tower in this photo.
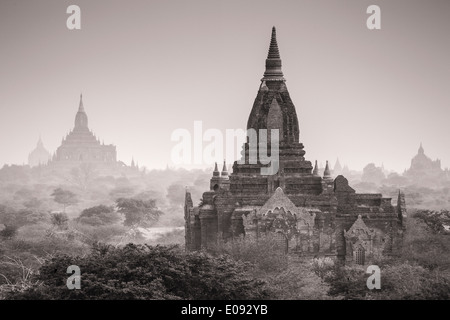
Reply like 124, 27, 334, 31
186, 27, 404, 261
232, 27, 318, 195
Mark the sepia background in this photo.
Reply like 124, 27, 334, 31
0, 0, 449, 172
0, 0, 450, 302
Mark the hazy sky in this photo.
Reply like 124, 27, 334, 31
1, 0, 449, 172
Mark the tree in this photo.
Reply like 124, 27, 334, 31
77, 205, 120, 226
0, 205, 33, 228
116, 198, 162, 227
23, 197, 42, 210
108, 186, 136, 200
6, 244, 270, 300
51, 188, 78, 213
166, 184, 185, 208
69, 163, 97, 191
361, 163, 385, 185
0, 225, 18, 240
50, 212, 69, 230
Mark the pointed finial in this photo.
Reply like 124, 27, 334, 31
268, 27, 281, 59
262, 26, 284, 81
37, 134, 43, 147
313, 160, 319, 176
323, 160, 332, 179
78, 93, 85, 112
418, 142, 424, 154
221, 160, 228, 177
213, 162, 220, 176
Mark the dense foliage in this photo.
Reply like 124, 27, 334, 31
116, 198, 163, 227
6, 244, 269, 300
0, 164, 449, 300
312, 258, 450, 300
413, 209, 450, 235
76, 205, 120, 226
51, 188, 78, 212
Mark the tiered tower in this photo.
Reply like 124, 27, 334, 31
28, 136, 51, 167
185, 28, 405, 265
52, 94, 117, 165
232, 27, 323, 195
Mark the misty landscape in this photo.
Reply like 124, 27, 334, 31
1, 138, 450, 300
1, 0, 450, 302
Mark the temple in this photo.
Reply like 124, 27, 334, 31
28, 136, 51, 167
50, 94, 117, 166
184, 27, 406, 265
404, 143, 449, 186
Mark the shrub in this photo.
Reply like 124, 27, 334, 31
0, 225, 18, 240
76, 205, 120, 226
50, 212, 69, 230
5, 244, 270, 300
314, 261, 450, 300
209, 234, 288, 274
116, 198, 163, 227
265, 258, 331, 299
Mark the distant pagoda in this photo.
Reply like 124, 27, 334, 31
50, 94, 117, 166
28, 136, 51, 167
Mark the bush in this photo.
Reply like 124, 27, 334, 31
116, 198, 163, 227
72, 222, 127, 245
0, 225, 18, 240
401, 213, 450, 271
265, 258, 331, 299
209, 234, 288, 274
313, 261, 450, 300
413, 210, 450, 235
76, 205, 120, 226
50, 212, 69, 230
5, 243, 270, 300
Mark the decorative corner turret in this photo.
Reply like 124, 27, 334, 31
213, 162, 220, 177
323, 160, 332, 179
221, 160, 229, 178
210, 162, 223, 191
321, 160, 334, 193
313, 160, 320, 176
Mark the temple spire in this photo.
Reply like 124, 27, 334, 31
418, 142, 424, 155
268, 26, 280, 59
74, 94, 88, 129
221, 160, 228, 177
313, 160, 319, 176
79, 93, 85, 112
37, 135, 43, 147
262, 26, 284, 81
323, 161, 332, 179
213, 162, 220, 177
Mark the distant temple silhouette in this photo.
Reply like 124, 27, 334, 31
404, 143, 449, 185
51, 94, 117, 164
27, 94, 139, 174
28, 136, 51, 167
